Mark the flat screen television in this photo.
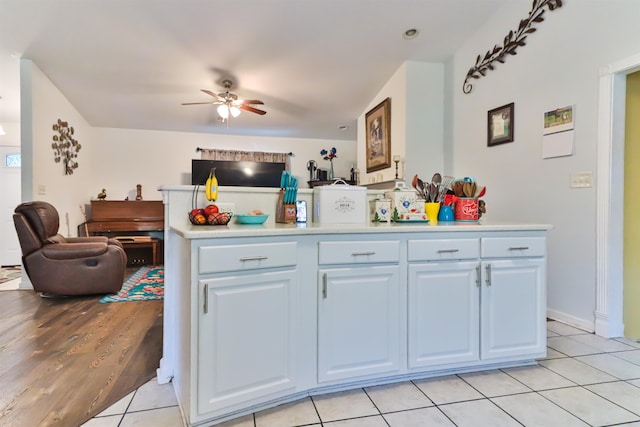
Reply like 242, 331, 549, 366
191, 159, 286, 188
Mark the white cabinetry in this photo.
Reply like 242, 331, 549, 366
407, 239, 480, 368
161, 211, 550, 427
317, 240, 401, 383
196, 241, 299, 417
408, 261, 480, 368
407, 235, 546, 369
480, 237, 546, 360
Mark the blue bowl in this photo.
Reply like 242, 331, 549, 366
235, 214, 269, 224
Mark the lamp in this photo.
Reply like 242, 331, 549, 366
217, 103, 241, 120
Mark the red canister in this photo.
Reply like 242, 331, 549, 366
454, 198, 479, 221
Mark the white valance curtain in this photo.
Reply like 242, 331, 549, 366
200, 149, 290, 169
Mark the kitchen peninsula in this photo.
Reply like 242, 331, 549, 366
158, 186, 551, 427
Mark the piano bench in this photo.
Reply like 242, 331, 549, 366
118, 239, 159, 267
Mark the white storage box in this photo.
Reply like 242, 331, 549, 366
384, 182, 425, 220
313, 180, 367, 224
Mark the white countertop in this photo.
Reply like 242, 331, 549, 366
171, 220, 552, 239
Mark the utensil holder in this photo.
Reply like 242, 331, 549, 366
454, 198, 479, 221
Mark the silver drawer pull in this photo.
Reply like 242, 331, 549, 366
240, 255, 268, 261
437, 249, 460, 254
508, 246, 529, 251
351, 251, 375, 256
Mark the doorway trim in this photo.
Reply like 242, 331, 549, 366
596, 52, 640, 337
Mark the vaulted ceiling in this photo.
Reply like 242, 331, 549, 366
0, 0, 509, 140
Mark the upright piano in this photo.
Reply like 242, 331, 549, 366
85, 200, 164, 266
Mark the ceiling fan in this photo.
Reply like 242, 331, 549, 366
181, 79, 266, 122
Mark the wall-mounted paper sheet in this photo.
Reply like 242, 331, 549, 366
542, 130, 574, 158
542, 105, 575, 159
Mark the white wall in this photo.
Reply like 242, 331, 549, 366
90, 128, 356, 202
0, 123, 21, 147
21, 59, 356, 236
450, 1, 640, 328
22, 60, 96, 236
357, 61, 445, 185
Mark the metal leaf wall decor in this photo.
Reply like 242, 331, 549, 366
462, 0, 563, 94
52, 119, 82, 175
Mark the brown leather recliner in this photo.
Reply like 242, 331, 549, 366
13, 201, 127, 296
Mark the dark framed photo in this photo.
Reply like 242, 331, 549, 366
365, 97, 391, 173
487, 102, 514, 146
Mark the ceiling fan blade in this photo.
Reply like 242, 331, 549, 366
239, 104, 267, 115
201, 89, 224, 101
181, 101, 216, 105
238, 99, 264, 105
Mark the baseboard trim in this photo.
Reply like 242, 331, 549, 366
547, 309, 594, 333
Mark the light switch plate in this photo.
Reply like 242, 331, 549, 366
37, 184, 46, 195
570, 171, 593, 188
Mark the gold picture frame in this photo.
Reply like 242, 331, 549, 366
487, 102, 514, 146
365, 98, 391, 173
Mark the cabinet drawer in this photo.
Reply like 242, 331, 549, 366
318, 241, 400, 265
408, 239, 479, 261
199, 242, 297, 274
481, 237, 545, 258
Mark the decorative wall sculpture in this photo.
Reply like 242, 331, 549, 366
462, 0, 563, 94
52, 119, 81, 175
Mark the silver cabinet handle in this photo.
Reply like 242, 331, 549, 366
351, 252, 375, 256
322, 273, 328, 299
508, 246, 529, 251
240, 255, 268, 261
475, 265, 481, 286
485, 264, 491, 286
203, 284, 209, 314
437, 249, 460, 254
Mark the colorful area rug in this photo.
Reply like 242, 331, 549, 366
0, 266, 21, 285
100, 266, 164, 303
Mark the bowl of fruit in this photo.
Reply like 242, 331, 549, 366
235, 210, 269, 224
189, 204, 233, 226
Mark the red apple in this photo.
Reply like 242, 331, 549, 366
204, 204, 219, 216
190, 208, 205, 216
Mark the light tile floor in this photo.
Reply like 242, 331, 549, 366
82, 321, 640, 427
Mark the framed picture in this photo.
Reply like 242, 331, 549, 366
366, 98, 391, 173
487, 102, 514, 146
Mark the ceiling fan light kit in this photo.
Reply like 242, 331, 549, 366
182, 79, 266, 126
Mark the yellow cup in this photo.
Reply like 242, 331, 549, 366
425, 202, 440, 223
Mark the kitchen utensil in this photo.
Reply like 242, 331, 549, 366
475, 185, 486, 198
463, 182, 474, 197
453, 181, 464, 197
417, 177, 426, 199
431, 173, 442, 186
429, 183, 438, 202
438, 175, 455, 202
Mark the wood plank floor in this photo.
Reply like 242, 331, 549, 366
0, 269, 163, 427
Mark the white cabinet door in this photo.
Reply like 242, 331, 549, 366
480, 259, 546, 360
318, 265, 400, 383
408, 262, 480, 368
197, 270, 297, 415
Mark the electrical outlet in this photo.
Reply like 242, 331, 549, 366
570, 171, 593, 188
37, 184, 46, 195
